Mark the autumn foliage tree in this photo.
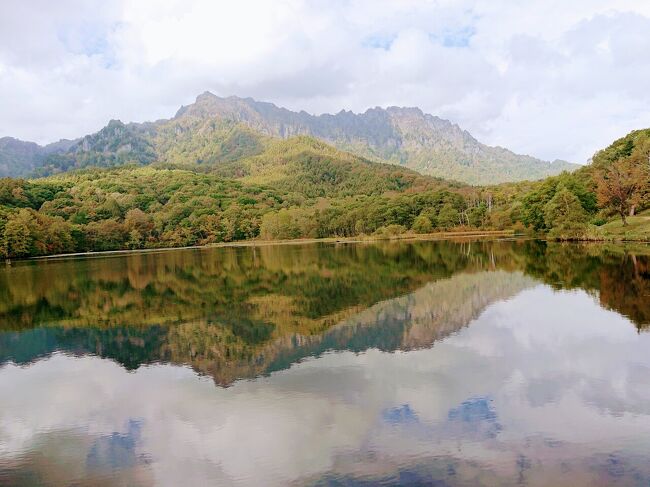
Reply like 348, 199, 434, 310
595, 157, 645, 226
593, 129, 650, 226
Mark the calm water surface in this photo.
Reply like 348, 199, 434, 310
1, 239, 649, 486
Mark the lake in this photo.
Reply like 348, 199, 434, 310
1, 239, 649, 486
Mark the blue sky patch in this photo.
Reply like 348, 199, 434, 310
430, 25, 476, 48
362, 33, 397, 51
382, 403, 419, 425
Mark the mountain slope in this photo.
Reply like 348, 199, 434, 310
174, 92, 579, 184
210, 136, 454, 198
1, 92, 577, 183
0, 137, 43, 176
0, 137, 76, 177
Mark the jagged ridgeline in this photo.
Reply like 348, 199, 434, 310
0, 92, 578, 184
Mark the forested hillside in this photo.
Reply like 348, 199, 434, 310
513, 128, 650, 240
0, 125, 648, 259
0, 136, 489, 258
0, 93, 578, 184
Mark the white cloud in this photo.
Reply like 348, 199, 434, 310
2, 285, 650, 485
0, 0, 649, 162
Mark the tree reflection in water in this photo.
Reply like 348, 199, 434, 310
0, 239, 648, 385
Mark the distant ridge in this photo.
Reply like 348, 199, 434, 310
0, 136, 76, 177
0, 92, 578, 184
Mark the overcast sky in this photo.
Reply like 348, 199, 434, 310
1, 0, 649, 163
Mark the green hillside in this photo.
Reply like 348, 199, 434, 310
0, 135, 487, 258
210, 136, 453, 198
0, 122, 648, 259
499, 128, 650, 240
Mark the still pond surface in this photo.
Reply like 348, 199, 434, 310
1, 239, 650, 486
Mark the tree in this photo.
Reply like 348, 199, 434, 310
196, 214, 224, 244
543, 187, 588, 240
125, 208, 154, 238
437, 203, 460, 230
84, 219, 127, 251
595, 158, 644, 226
411, 214, 432, 234
2, 209, 37, 258
467, 203, 488, 227
259, 208, 313, 240
624, 135, 650, 213
127, 229, 144, 249
97, 197, 123, 220
42, 217, 74, 254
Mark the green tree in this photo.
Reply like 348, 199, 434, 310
543, 187, 588, 240
97, 197, 123, 220
125, 208, 153, 232
437, 203, 460, 230
411, 214, 432, 234
127, 229, 144, 249
467, 203, 488, 227
43, 218, 74, 254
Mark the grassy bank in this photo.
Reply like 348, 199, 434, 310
599, 209, 650, 241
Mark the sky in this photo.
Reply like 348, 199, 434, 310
1, 0, 649, 163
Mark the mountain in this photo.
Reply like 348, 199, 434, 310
209, 136, 454, 198
0, 137, 76, 177
0, 93, 578, 184
172, 92, 579, 184
0, 137, 42, 176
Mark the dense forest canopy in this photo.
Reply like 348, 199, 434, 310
0, 127, 649, 259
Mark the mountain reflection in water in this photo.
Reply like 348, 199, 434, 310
0, 239, 649, 486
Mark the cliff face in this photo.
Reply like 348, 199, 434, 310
173, 93, 578, 184
1, 92, 578, 184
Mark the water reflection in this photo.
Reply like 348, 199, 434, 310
1, 240, 648, 385
1, 239, 650, 485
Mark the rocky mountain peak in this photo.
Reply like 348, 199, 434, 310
0, 92, 579, 184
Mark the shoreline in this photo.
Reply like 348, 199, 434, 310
19, 229, 650, 262
25, 230, 517, 261
208, 230, 518, 248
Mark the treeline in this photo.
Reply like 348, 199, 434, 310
516, 129, 650, 239
0, 130, 649, 259
258, 191, 513, 240
0, 164, 513, 259
0, 168, 280, 257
